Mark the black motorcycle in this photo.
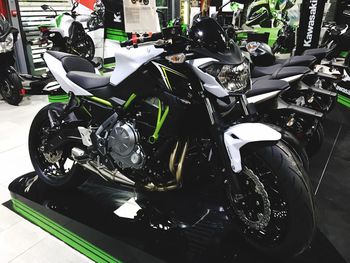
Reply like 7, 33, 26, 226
29, 17, 315, 259
0, 15, 23, 105
87, 0, 105, 31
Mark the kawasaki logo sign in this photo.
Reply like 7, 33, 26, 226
303, 0, 318, 47
336, 85, 350, 96
295, 0, 327, 54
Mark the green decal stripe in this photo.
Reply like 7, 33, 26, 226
106, 28, 127, 34
338, 94, 350, 103
12, 199, 120, 263
106, 34, 128, 42
88, 96, 113, 107
161, 67, 172, 90
55, 14, 63, 27
338, 94, 350, 108
162, 66, 187, 79
339, 51, 348, 58
338, 98, 350, 108
124, 93, 137, 109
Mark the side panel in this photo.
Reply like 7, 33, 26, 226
110, 44, 164, 86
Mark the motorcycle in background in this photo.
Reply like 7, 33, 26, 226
38, 0, 95, 60
246, 0, 296, 27
0, 14, 24, 105
87, 0, 105, 31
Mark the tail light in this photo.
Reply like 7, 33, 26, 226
39, 26, 49, 33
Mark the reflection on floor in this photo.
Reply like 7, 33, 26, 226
309, 104, 350, 263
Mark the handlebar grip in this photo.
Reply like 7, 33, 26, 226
120, 40, 133, 47
149, 32, 163, 41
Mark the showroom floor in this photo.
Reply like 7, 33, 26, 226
0, 96, 91, 262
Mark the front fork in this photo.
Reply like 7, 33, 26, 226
204, 94, 273, 197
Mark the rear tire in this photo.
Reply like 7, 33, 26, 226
28, 103, 87, 189
227, 142, 315, 259
0, 73, 23, 106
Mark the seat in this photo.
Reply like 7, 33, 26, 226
47, 50, 95, 73
271, 66, 311, 79
275, 55, 317, 67
302, 48, 331, 62
251, 64, 282, 78
67, 71, 110, 89
247, 79, 289, 97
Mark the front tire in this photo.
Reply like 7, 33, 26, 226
29, 103, 87, 189
227, 142, 315, 259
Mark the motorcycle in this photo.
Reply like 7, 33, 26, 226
0, 15, 24, 105
29, 17, 315, 259
38, 0, 95, 60
246, 0, 295, 27
87, 0, 105, 31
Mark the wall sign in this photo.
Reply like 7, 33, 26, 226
295, 0, 327, 54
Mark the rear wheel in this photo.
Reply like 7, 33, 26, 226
226, 142, 315, 259
28, 103, 87, 189
0, 73, 23, 106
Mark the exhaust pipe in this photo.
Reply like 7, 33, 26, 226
71, 147, 135, 186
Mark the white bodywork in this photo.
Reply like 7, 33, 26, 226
59, 15, 75, 37
43, 52, 93, 95
247, 90, 281, 104
281, 74, 304, 83
110, 45, 164, 86
224, 123, 281, 172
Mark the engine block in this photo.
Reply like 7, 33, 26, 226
107, 121, 145, 170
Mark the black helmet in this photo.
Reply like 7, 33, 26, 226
189, 16, 228, 53
246, 41, 275, 66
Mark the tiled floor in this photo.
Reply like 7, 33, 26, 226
0, 96, 91, 262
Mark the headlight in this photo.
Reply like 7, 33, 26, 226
203, 61, 251, 93
0, 33, 14, 53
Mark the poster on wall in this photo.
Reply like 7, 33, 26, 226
123, 0, 160, 32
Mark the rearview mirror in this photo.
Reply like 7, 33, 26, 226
41, 4, 50, 10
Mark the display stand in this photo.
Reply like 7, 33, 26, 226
5, 168, 347, 263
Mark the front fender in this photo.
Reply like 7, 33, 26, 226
224, 123, 281, 173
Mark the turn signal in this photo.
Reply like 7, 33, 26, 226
165, 53, 186, 64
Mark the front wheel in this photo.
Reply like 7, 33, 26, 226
69, 35, 95, 60
226, 142, 315, 259
87, 17, 98, 31
0, 72, 23, 105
